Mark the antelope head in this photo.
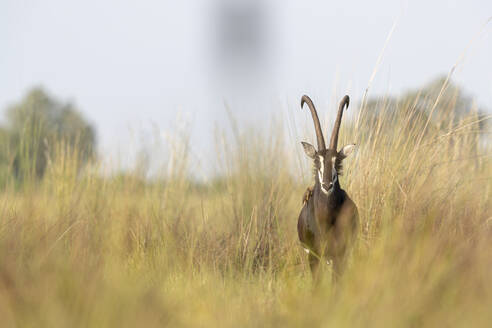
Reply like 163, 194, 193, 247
301, 95, 355, 195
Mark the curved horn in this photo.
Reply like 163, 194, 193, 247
301, 95, 326, 151
329, 95, 350, 150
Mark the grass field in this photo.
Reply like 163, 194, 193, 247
0, 89, 491, 327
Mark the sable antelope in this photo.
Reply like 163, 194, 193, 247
298, 95, 359, 283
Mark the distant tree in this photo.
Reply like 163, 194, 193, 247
354, 76, 490, 166
401, 76, 488, 128
0, 87, 96, 181
360, 76, 489, 134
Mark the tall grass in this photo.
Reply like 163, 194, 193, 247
0, 93, 491, 327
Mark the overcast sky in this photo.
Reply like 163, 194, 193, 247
1, 0, 491, 169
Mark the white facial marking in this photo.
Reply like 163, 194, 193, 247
318, 155, 329, 194
320, 185, 329, 194
303, 248, 310, 254
317, 155, 324, 182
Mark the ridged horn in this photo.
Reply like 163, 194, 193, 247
329, 95, 350, 150
301, 95, 326, 151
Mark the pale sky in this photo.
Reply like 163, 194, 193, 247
1, 0, 491, 170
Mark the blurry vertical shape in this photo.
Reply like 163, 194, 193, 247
208, 0, 275, 121
215, 0, 267, 72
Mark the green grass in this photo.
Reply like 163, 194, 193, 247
0, 93, 491, 327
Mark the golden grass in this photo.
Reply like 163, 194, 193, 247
0, 94, 491, 327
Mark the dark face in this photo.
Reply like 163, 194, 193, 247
314, 149, 338, 194
301, 141, 356, 194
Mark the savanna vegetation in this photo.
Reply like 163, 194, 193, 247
0, 78, 491, 327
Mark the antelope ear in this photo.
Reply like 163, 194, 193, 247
301, 142, 316, 159
339, 144, 356, 159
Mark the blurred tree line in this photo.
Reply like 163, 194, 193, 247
0, 87, 96, 186
0, 77, 488, 187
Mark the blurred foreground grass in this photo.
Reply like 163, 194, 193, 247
0, 92, 491, 327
